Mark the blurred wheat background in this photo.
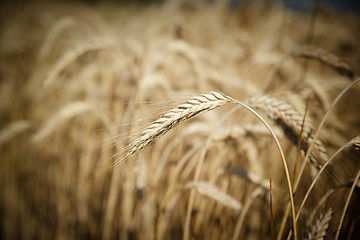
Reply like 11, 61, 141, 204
1, 0, 360, 239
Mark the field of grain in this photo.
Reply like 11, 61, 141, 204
1, 0, 360, 239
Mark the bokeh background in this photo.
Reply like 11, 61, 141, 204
1, 0, 360, 239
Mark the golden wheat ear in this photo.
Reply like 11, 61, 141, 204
184, 181, 242, 212
305, 208, 332, 240
44, 37, 115, 87
0, 120, 32, 145
292, 45, 354, 79
245, 95, 328, 171
126, 91, 228, 158
31, 102, 92, 144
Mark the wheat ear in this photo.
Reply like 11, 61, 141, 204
126, 92, 228, 158
292, 45, 354, 79
246, 95, 328, 170
44, 37, 114, 87
31, 102, 91, 143
184, 181, 242, 212
38, 17, 77, 61
306, 208, 332, 240
0, 120, 32, 145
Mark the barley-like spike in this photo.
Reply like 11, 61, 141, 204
293, 45, 354, 79
31, 102, 91, 143
246, 95, 328, 170
0, 120, 32, 145
351, 136, 360, 150
128, 91, 228, 157
184, 181, 242, 212
306, 208, 332, 240
44, 37, 114, 87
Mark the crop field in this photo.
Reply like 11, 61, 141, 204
1, 0, 360, 239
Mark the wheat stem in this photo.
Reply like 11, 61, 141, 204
293, 78, 360, 194
335, 167, 360, 239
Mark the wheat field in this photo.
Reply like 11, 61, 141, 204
1, 0, 360, 239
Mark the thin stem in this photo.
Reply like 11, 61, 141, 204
293, 96, 309, 186
226, 96, 298, 240
335, 168, 360, 239
295, 140, 351, 222
293, 78, 360, 193
183, 107, 239, 240
270, 162, 275, 240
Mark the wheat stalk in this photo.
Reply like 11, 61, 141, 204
232, 187, 264, 240
335, 161, 360, 240
292, 77, 360, 196
296, 135, 360, 223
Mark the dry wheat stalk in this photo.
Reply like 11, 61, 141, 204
184, 181, 242, 212
246, 95, 328, 170
306, 208, 332, 240
335, 163, 360, 239
232, 187, 264, 240
292, 45, 354, 79
327, 77, 360, 92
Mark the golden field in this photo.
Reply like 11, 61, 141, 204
1, 0, 360, 239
